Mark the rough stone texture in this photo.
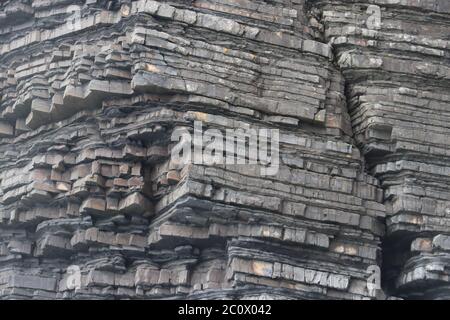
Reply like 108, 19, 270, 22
310, 0, 450, 299
0, 0, 447, 300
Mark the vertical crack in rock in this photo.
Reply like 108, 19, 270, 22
0, 0, 447, 300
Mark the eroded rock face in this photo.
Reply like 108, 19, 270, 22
0, 0, 447, 300
311, 0, 450, 299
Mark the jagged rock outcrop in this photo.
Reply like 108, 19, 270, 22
309, 0, 450, 299
0, 0, 448, 300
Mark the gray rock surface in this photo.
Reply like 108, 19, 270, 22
0, 0, 448, 300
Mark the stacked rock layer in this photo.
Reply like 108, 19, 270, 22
0, 0, 447, 300
309, 0, 450, 299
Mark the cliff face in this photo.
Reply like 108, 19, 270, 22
312, 0, 450, 299
0, 0, 448, 300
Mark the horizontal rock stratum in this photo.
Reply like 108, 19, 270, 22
0, 0, 449, 300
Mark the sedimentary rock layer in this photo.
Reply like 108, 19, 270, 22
0, 0, 448, 300
309, 0, 450, 299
